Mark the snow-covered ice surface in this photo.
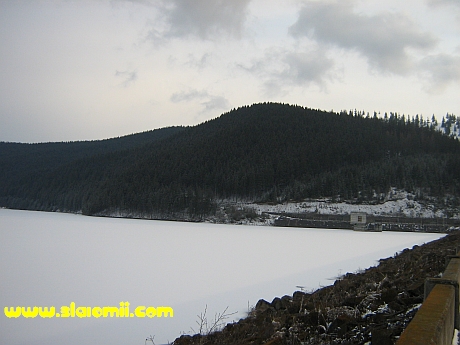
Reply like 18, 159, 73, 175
0, 209, 444, 345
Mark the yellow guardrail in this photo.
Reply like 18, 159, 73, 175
397, 256, 460, 345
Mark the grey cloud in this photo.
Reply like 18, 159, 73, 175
110, 0, 155, 5
428, 0, 460, 7
239, 47, 335, 96
186, 53, 211, 69
114, 70, 137, 87
202, 95, 231, 112
149, 0, 251, 41
170, 89, 209, 103
282, 50, 335, 87
171, 89, 230, 112
419, 53, 460, 92
427, 0, 460, 22
289, 1, 437, 75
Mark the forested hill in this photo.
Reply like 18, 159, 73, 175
1, 103, 459, 219
0, 125, 184, 194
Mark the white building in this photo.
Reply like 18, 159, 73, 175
350, 212, 367, 231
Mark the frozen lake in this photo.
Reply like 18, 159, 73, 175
0, 209, 443, 345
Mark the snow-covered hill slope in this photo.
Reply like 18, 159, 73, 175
214, 189, 460, 226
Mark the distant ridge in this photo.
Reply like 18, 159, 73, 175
1, 103, 459, 219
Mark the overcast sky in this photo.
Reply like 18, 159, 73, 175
1, 0, 459, 143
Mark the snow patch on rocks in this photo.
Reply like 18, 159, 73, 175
220, 189, 459, 225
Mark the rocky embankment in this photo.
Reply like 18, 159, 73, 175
173, 231, 460, 345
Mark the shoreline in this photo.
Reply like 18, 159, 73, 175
173, 231, 460, 345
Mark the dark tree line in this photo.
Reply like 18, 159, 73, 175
1, 103, 459, 218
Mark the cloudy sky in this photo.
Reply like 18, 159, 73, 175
1, 0, 459, 143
